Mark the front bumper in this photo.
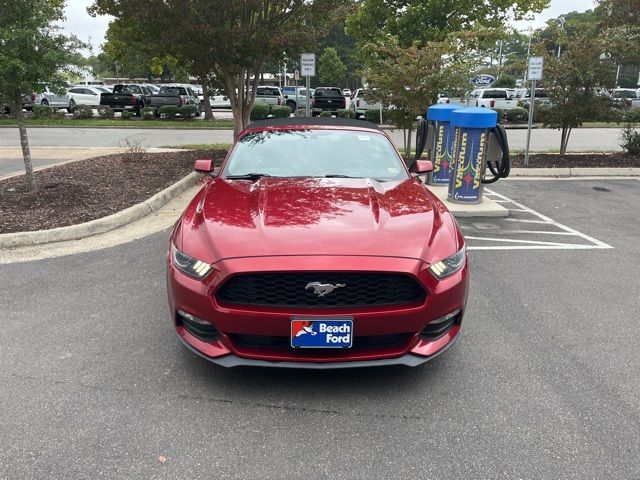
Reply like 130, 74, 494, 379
167, 255, 468, 368
177, 329, 460, 369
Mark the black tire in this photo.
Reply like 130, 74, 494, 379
41, 99, 49, 106
68, 99, 75, 113
135, 105, 141, 117
286, 100, 296, 111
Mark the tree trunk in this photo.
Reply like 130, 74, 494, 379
200, 77, 214, 121
14, 91, 36, 190
560, 125, 572, 156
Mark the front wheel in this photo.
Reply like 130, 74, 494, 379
41, 99, 49, 106
286, 100, 296, 111
68, 99, 76, 113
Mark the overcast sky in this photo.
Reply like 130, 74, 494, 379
63, 0, 596, 55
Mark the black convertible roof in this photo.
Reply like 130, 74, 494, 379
245, 117, 381, 131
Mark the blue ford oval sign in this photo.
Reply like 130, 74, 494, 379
470, 74, 496, 87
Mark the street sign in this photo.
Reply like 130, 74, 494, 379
470, 74, 496, 87
528, 56, 544, 80
294, 70, 300, 81
300, 53, 316, 77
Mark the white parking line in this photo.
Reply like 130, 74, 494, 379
465, 236, 572, 247
464, 189, 613, 251
469, 245, 608, 251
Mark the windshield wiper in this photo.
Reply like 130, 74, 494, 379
323, 174, 362, 178
323, 175, 389, 182
224, 173, 272, 180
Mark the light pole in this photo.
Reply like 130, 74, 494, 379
557, 17, 566, 58
523, 26, 534, 86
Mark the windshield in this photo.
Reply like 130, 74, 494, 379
159, 86, 186, 95
223, 129, 408, 181
114, 85, 142, 94
614, 90, 638, 98
314, 88, 343, 98
257, 87, 281, 96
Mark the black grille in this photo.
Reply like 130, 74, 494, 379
230, 333, 411, 350
216, 272, 425, 308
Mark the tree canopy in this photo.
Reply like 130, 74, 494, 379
91, 0, 344, 136
318, 47, 348, 86
346, 0, 550, 48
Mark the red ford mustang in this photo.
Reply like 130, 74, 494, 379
166, 118, 468, 368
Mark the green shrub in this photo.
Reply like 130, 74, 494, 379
319, 111, 333, 117
337, 108, 355, 119
621, 123, 640, 155
250, 103, 269, 120
72, 104, 94, 119
493, 109, 507, 122
158, 105, 179, 118
97, 106, 114, 118
141, 107, 155, 120
179, 104, 199, 118
53, 109, 66, 119
271, 105, 292, 118
623, 108, 640, 123
506, 107, 528, 123
364, 108, 382, 123
32, 105, 53, 119
121, 109, 135, 119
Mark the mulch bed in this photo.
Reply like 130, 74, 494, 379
0, 149, 228, 234
511, 152, 640, 168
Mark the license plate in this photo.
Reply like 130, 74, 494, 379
291, 318, 353, 348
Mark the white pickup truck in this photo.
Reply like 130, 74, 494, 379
350, 88, 382, 118
612, 88, 640, 109
465, 88, 518, 109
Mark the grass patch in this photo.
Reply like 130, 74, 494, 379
0, 117, 234, 129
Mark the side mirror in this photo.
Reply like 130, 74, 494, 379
412, 160, 433, 174
194, 158, 214, 174
283, 95, 289, 99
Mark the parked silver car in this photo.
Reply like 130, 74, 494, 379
35, 86, 69, 109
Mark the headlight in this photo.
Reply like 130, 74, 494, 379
429, 245, 466, 279
171, 244, 212, 279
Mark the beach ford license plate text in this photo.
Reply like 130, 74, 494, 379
290, 318, 353, 348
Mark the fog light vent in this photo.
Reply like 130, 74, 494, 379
177, 310, 219, 341
421, 310, 460, 340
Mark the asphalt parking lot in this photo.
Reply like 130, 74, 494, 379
1, 178, 639, 479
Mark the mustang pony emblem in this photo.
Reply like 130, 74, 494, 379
305, 282, 346, 297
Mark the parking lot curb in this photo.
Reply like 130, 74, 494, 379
0, 172, 201, 249
510, 167, 640, 177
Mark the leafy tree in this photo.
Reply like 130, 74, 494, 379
92, 0, 343, 137
0, 0, 83, 190
316, 9, 363, 89
534, 33, 616, 156
318, 47, 348, 86
346, 0, 549, 48
493, 75, 516, 88
597, 0, 640, 64
364, 38, 474, 156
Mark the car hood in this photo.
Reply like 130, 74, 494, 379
183, 177, 458, 264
